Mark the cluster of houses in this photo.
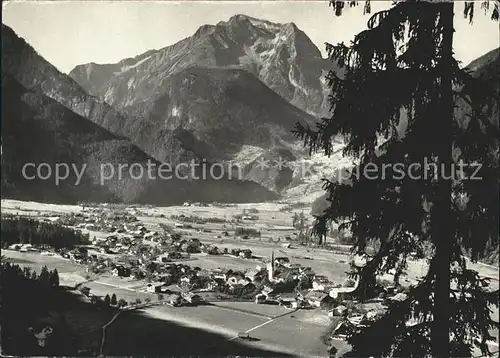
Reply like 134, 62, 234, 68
328, 290, 410, 340
58, 208, 139, 233
7, 204, 413, 339
252, 251, 409, 341
144, 284, 203, 307
249, 252, 339, 309
7, 243, 41, 252
95, 228, 254, 261
102, 248, 370, 313
105, 249, 361, 311
114, 250, 354, 311
61, 204, 212, 235
101, 251, 323, 307
45, 211, 268, 305
91, 224, 162, 254
182, 201, 211, 207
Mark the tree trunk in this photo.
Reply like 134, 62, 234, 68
431, 3, 454, 358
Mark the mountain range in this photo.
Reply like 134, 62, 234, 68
68, 15, 333, 193
1, 22, 285, 205
70, 15, 334, 117
1, 70, 279, 205
1, 16, 499, 207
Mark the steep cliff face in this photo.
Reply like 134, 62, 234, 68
111, 66, 316, 162
70, 14, 335, 117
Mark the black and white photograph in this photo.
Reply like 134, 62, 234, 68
1, 0, 499, 357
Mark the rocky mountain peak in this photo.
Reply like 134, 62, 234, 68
193, 24, 216, 38
70, 15, 334, 116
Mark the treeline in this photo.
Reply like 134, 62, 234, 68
79, 286, 145, 308
1, 217, 90, 249
171, 214, 227, 224
234, 227, 260, 237
279, 202, 309, 212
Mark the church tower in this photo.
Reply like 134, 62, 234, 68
267, 250, 274, 281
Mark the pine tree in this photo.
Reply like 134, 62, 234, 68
49, 269, 59, 287
111, 293, 117, 306
23, 267, 32, 279
299, 211, 307, 231
294, 1, 499, 357
38, 265, 50, 285
292, 212, 300, 228
104, 294, 111, 306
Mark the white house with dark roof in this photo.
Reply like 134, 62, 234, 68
312, 275, 333, 291
305, 291, 331, 308
245, 268, 263, 282
146, 282, 163, 293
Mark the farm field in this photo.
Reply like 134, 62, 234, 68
103, 306, 299, 357
245, 313, 332, 357
118, 304, 335, 357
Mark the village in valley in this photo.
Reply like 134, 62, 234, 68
4, 198, 496, 357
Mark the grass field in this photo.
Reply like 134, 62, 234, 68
2, 250, 88, 287
103, 307, 297, 357
212, 301, 290, 318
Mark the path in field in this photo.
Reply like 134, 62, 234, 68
99, 311, 122, 355
228, 308, 298, 341
98, 301, 162, 356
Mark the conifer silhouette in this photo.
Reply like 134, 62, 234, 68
295, 1, 499, 357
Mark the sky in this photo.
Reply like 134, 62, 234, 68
3, 0, 499, 74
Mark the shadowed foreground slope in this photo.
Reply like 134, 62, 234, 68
102, 309, 294, 357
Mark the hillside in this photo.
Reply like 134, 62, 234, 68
1, 25, 130, 142
1, 74, 188, 205
70, 14, 335, 117
465, 47, 500, 80
1, 74, 277, 205
99, 65, 315, 161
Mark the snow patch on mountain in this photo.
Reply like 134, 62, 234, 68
232, 145, 267, 164
127, 78, 135, 90
288, 66, 308, 96
282, 140, 355, 202
171, 105, 181, 117
247, 16, 282, 32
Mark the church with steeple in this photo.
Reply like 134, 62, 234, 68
267, 250, 275, 281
